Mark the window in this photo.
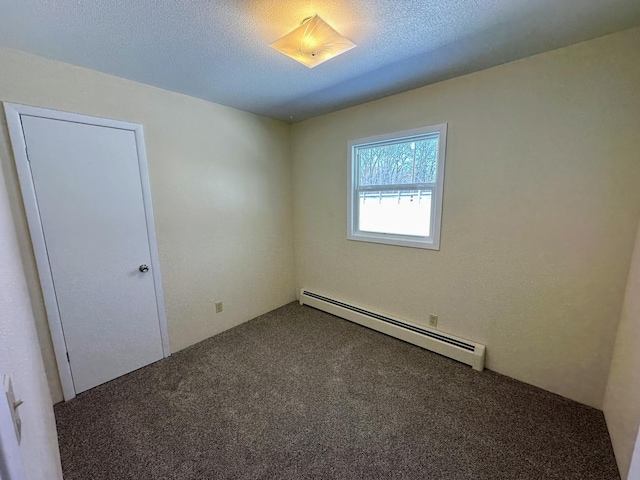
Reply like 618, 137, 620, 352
347, 124, 447, 250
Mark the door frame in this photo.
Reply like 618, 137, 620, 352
3, 103, 171, 401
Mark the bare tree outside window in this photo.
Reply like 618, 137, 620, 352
358, 137, 438, 186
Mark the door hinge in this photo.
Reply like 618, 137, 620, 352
66, 352, 70, 363
24, 145, 29, 160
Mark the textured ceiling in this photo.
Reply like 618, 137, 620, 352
1, 0, 639, 122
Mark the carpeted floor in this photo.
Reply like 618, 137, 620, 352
54, 302, 620, 480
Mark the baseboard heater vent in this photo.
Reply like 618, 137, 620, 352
300, 289, 486, 371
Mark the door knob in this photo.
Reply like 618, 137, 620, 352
139, 264, 149, 273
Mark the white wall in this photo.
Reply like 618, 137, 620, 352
0, 165, 63, 478
291, 27, 640, 409
0, 46, 296, 403
604, 218, 640, 479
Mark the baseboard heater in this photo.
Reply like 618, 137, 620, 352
300, 289, 486, 371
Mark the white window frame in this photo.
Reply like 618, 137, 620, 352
347, 123, 447, 250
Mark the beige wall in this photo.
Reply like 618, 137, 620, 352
604, 219, 640, 479
0, 165, 62, 479
0, 47, 296, 403
291, 28, 640, 409
2, 26, 639, 417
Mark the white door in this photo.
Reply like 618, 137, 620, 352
19, 114, 166, 394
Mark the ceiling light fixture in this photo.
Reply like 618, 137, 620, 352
270, 14, 356, 68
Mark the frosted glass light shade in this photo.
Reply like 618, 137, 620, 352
270, 15, 356, 68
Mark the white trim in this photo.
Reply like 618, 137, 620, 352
347, 123, 447, 250
3, 103, 170, 401
133, 126, 171, 357
628, 428, 640, 480
3, 104, 75, 400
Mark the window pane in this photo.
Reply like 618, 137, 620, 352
413, 137, 439, 184
358, 135, 439, 186
358, 190, 431, 237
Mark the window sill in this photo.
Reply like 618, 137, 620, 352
347, 231, 440, 250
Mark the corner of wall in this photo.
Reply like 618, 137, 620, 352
603, 216, 640, 479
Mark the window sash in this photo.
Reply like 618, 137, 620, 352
356, 183, 436, 192
355, 134, 440, 187
354, 132, 439, 151
353, 186, 436, 240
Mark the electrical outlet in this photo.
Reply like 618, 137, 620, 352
429, 314, 438, 328
215, 302, 223, 313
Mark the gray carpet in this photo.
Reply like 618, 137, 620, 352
54, 302, 620, 479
